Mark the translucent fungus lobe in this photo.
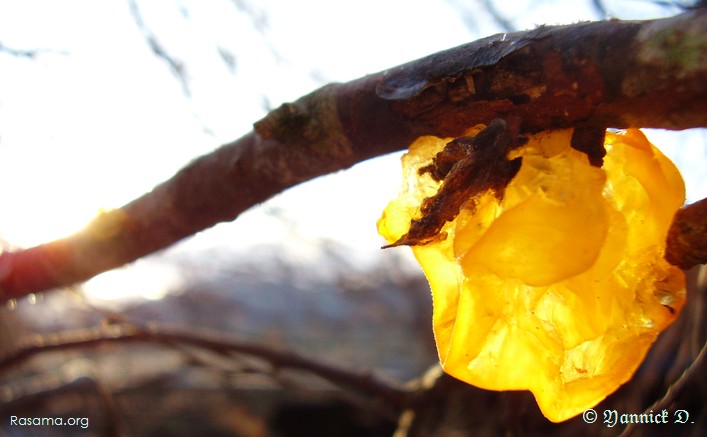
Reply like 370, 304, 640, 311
378, 127, 685, 422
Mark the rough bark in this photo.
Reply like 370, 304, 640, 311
666, 197, 707, 269
0, 10, 705, 301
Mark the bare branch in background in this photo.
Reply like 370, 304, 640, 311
229, 0, 284, 64
446, 0, 517, 34
126, 0, 190, 96
0, 323, 408, 411
0, 42, 68, 58
0, 42, 43, 58
0, 11, 705, 300
653, 0, 706, 9
217, 45, 237, 73
591, 0, 610, 19
231, 0, 269, 34
481, 0, 517, 32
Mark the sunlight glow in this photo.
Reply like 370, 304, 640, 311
82, 260, 183, 305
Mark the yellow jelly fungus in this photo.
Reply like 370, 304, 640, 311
378, 128, 686, 422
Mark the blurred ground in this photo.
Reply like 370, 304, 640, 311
0, 245, 436, 436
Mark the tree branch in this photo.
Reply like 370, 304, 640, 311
666, 197, 707, 269
0, 42, 68, 58
127, 0, 190, 96
0, 11, 705, 300
0, 324, 408, 409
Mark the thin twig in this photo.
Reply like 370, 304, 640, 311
126, 0, 190, 96
0, 323, 409, 409
0, 42, 68, 58
482, 0, 517, 32
591, 0, 609, 19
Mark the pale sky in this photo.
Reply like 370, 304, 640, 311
0, 0, 703, 303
